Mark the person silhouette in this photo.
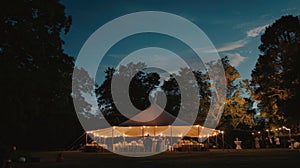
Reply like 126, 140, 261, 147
255, 137, 260, 149
144, 134, 152, 152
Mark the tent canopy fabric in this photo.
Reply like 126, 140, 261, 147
120, 104, 188, 126
89, 104, 222, 138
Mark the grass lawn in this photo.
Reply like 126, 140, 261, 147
12, 149, 300, 168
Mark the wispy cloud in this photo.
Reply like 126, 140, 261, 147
223, 53, 247, 67
216, 39, 248, 52
281, 7, 297, 13
200, 24, 268, 54
247, 24, 268, 37
199, 39, 248, 53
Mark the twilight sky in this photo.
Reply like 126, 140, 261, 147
60, 0, 300, 80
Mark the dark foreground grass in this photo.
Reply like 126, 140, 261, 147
12, 149, 300, 168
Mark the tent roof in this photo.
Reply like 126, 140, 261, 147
119, 104, 188, 126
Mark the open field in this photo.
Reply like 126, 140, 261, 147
11, 149, 300, 168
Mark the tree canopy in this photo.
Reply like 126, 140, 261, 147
95, 62, 161, 126
96, 57, 255, 130
0, 0, 82, 149
211, 57, 255, 130
251, 15, 300, 127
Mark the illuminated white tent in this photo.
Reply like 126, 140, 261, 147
88, 104, 223, 138
83, 104, 225, 155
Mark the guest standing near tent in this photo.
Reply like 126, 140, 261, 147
275, 137, 280, 148
255, 137, 260, 149
144, 135, 152, 152
156, 136, 162, 152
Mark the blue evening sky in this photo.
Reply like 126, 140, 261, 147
60, 0, 300, 81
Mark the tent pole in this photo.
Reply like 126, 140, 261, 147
216, 134, 218, 148
85, 132, 88, 145
112, 127, 114, 151
222, 132, 224, 149
197, 126, 200, 144
170, 126, 173, 150
207, 135, 210, 149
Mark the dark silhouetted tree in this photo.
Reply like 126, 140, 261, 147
95, 62, 160, 126
161, 68, 211, 125
251, 15, 300, 127
0, 0, 82, 149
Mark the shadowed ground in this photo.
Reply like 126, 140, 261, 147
12, 149, 300, 168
